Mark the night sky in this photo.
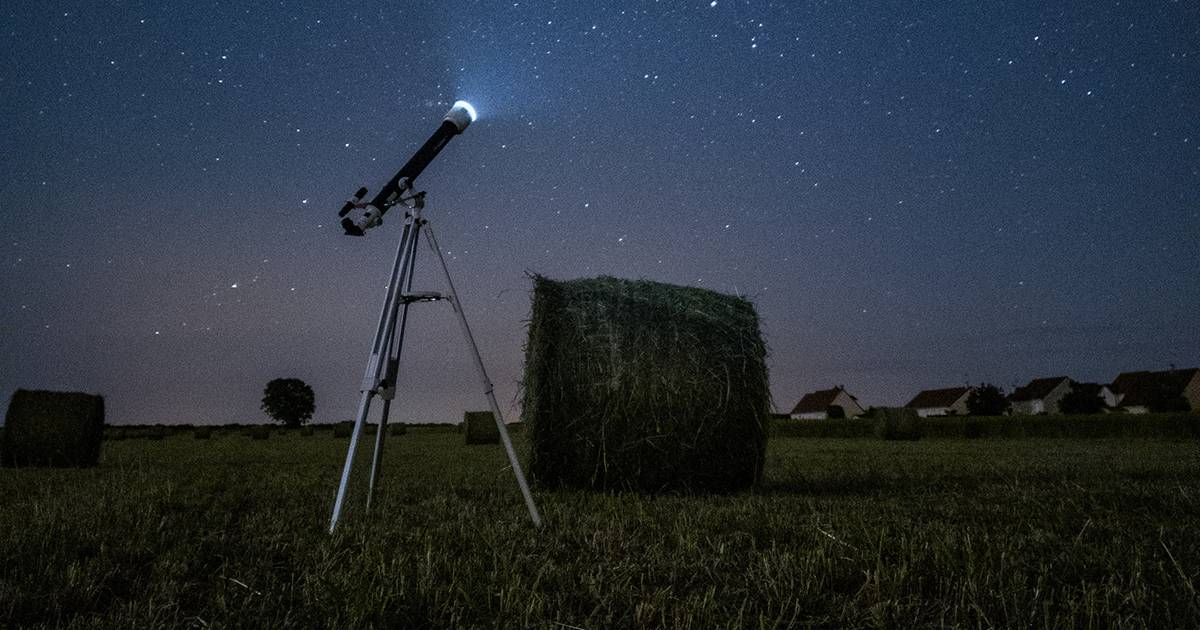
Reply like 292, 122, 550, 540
2, 1, 1197, 425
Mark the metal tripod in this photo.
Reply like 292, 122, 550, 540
328, 195, 542, 533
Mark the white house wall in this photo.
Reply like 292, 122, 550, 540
830, 391, 865, 417
1184, 374, 1200, 410
1011, 400, 1044, 415
1043, 380, 1072, 414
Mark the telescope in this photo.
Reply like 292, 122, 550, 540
339, 100, 477, 236
327, 97, 543, 533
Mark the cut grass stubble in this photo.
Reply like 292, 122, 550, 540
1, 430, 1197, 628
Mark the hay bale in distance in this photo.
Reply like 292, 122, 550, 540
1, 389, 105, 468
464, 411, 500, 445
389, 423, 407, 436
249, 426, 271, 440
874, 407, 924, 441
522, 275, 771, 492
194, 427, 213, 440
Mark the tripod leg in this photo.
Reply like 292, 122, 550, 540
366, 398, 390, 513
329, 390, 374, 533
329, 215, 419, 534
422, 224, 543, 528
366, 225, 421, 513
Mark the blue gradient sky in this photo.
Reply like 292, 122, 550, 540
2, 1, 1197, 424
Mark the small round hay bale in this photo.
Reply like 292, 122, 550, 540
193, 427, 213, 440
2, 389, 105, 468
464, 411, 500, 445
249, 426, 271, 440
522, 275, 770, 492
874, 407, 924, 441
144, 427, 166, 440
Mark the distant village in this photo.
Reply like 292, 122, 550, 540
786, 367, 1200, 419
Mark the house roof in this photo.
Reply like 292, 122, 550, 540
1009, 376, 1071, 402
790, 386, 856, 414
905, 386, 972, 409
1111, 368, 1199, 407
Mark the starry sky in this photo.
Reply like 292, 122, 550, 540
2, 1, 1198, 425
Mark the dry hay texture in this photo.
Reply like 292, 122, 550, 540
522, 275, 771, 492
463, 411, 500, 445
1, 389, 105, 468
874, 407, 924, 441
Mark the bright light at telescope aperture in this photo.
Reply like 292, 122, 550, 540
454, 100, 477, 122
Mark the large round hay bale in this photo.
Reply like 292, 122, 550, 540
522, 275, 770, 492
1, 389, 105, 468
464, 411, 500, 445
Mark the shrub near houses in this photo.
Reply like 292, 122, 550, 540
774, 412, 1197, 440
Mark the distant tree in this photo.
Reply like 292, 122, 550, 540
261, 378, 315, 427
826, 405, 846, 419
1060, 388, 1105, 415
967, 383, 1009, 416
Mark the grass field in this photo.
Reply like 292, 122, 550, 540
1, 427, 1198, 628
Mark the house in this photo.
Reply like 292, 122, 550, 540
1070, 382, 1121, 409
789, 386, 865, 420
1008, 376, 1073, 415
1110, 368, 1200, 413
905, 386, 973, 417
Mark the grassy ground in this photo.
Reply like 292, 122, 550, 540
1, 430, 1197, 628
